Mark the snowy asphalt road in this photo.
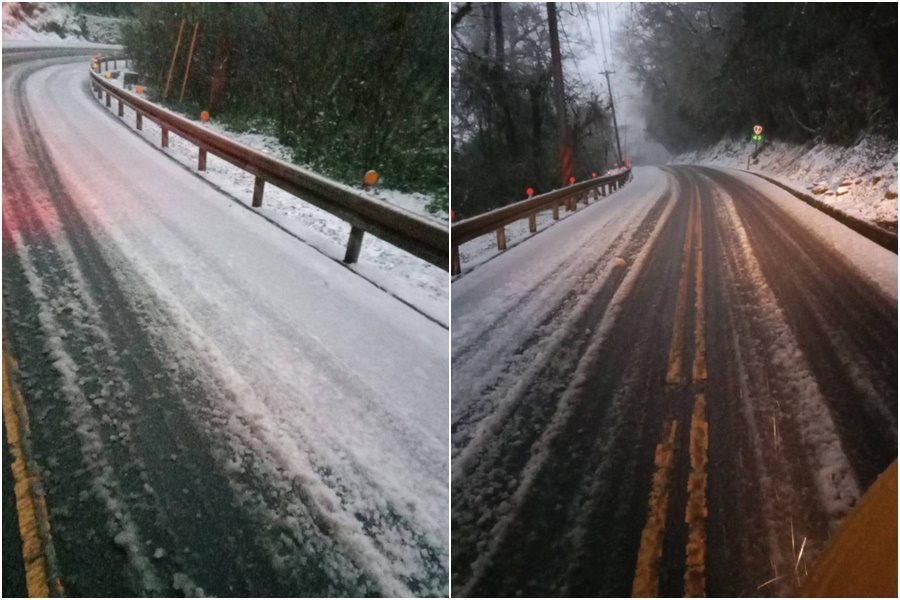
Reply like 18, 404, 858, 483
451, 165, 896, 597
3, 49, 448, 596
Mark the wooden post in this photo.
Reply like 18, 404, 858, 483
252, 176, 265, 207
136, 112, 143, 130
344, 226, 365, 263
552, 203, 560, 220
161, 128, 169, 147
528, 213, 537, 233
117, 99, 124, 116
451, 244, 461, 275
179, 22, 200, 103
198, 148, 207, 171
105, 91, 111, 107
582, 192, 589, 206
163, 18, 186, 99
496, 227, 507, 250
97, 86, 103, 99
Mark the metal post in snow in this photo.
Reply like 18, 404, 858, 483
198, 148, 207, 171
252, 176, 265, 207
344, 226, 365, 263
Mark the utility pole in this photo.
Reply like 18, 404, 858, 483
601, 69, 623, 166
547, 2, 573, 186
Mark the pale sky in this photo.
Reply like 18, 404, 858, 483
560, 2, 671, 164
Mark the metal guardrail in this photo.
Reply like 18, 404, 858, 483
89, 58, 448, 270
450, 168, 631, 274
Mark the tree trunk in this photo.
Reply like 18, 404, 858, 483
208, 34, 230, 111
547, 2, 573, 185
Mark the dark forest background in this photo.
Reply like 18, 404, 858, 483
452, 2, 897, 218
109, 3, 448, 210
622, 3, 898, 153
452, 3, 619, 218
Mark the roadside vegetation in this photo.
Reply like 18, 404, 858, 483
120, 3, 448, 212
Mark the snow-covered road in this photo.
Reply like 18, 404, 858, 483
3, 48, 447, 596
451, 165, 896, 597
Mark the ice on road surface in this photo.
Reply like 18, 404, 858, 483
3, 54, 448, 595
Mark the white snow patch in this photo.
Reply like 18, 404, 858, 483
676, 136, 898, 229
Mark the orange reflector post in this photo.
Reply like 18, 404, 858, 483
136, 85, 143, 94
200, 110, 210, 122
569, 176, 576, 184
527, 187, 534, 197
105, 72, 112, 79
364, 170, 379, 186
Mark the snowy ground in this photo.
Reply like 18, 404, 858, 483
2, 2, 124, 44
98, 67, 448, 325
676, 136, 898, 230
4, 51, 449, 595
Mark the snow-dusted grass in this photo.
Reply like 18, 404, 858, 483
98, 71, 448, 325
677, 136, 898, 229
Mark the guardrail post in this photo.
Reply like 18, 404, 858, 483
496, 227, 507, 250
252, 176, 265, 207
552, 203, 560, 220
528, 213, 537, 233
161, 128, 169, 148
451, 244, 461, 275
117, 99, 124, 117
344, 226, 365, 263
96, 84, 102, 99
136, 112, 143, 130
105, 91, 111, 107
582, 192, 589, 206
198, 148, 207, 171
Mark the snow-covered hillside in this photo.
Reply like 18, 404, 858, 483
676, 136, 898, 231
2, 2, 123, 44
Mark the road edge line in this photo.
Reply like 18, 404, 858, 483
3, 333, 64, 598
632, 419, 679, 598
740, 169, 897, 254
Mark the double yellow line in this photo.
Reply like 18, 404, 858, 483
3, 334, 64, 597
633, 190, 709, 598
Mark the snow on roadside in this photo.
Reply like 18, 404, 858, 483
457, 168, 631, 272
97, 69, 448, 325
677, 136, 898, 230
725, 169, 897, 303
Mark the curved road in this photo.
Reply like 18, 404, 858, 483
3, 48, 448, 596
451, 165, 896, 597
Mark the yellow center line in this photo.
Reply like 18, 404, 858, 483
665, 192, 697, 384
691, 192, 707, 383
3, 335, 64, 598
684, 393, 709, 597
632, 419, 679, 598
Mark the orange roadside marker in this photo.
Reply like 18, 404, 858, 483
364, 170, 378, 186
200, 110, 210, 122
